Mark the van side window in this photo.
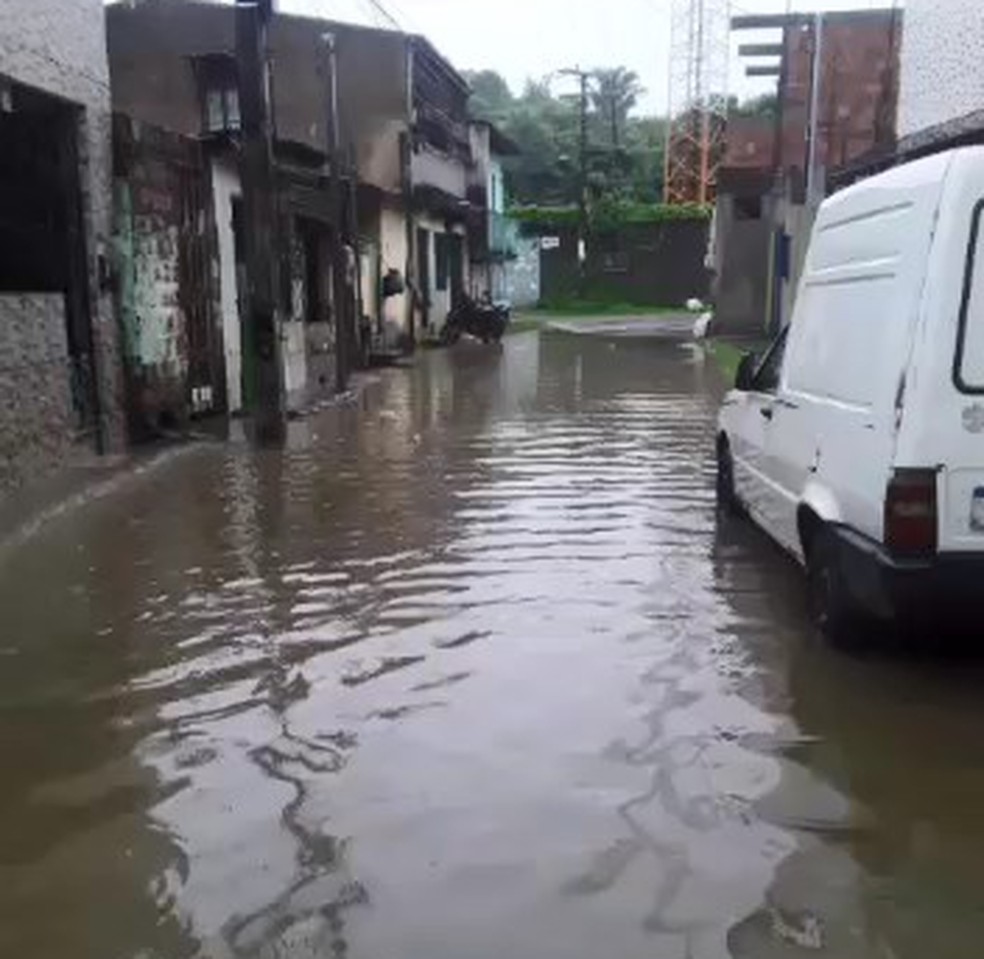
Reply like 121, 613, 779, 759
753, 327, 789, 393
955, 201, 984, 393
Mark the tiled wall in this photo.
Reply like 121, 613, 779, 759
0, 295, 74, 493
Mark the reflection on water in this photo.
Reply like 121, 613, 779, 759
2, 332, 984, 958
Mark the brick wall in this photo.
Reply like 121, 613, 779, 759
0, 0, 124, 456
780, 11, 900, 178
899, 0, 984, 139
0, 295, 75, 492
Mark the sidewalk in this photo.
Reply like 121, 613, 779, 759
543, 311, 696, 338
0, 439, 206, 555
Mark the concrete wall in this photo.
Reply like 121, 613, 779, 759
0, 295, 74, 491
711, 195, 771, 335
899, 0, 984, 138
411, 147, 467, 200
0, 0, 123, 456
499, 237, 540, 308
107, 4, 409, 192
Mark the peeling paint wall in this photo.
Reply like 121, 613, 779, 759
502, 238, 541, 309
114, 119, 219, 434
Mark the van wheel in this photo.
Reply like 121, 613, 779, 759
716, 440, 742, 516
807, 530, 858, 646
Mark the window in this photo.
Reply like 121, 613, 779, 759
195, 54, 241, 134
955, 200, 984, 393
734, 195, 762, 220
203, 85, 240, 134
434, 233, 449, 292
753, 326, 789, 394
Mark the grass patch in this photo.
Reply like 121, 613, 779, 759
706, 339, 746, 386
531, 300, 683, 318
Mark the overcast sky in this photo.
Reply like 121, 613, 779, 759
280, 0, 901, 113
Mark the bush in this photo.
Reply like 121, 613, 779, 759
511, 201, 712, 233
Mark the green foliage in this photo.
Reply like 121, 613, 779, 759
510, 201, 711, 231
463, 68, 667, 208
590, 68, 645, 148
728, 93, 779, 120
465, 69, 514, 123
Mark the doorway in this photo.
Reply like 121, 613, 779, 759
416, 226, 430, 328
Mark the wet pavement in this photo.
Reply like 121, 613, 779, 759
3, 331, 984, 959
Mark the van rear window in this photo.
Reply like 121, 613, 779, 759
955, 201, 984, 393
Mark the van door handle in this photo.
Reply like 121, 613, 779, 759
760, 406, 774, 421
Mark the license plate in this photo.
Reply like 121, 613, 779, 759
971, 487, 984, 532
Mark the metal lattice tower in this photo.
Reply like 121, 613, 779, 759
664, 0, 730, 205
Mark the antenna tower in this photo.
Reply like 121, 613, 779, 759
664, 0, 730, 204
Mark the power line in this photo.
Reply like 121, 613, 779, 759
361, 0, 401, 30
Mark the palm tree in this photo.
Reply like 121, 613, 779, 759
591, 68, 645, 148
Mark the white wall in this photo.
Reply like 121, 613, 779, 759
489, 159, 505, 215
380, 205, 408, 334
211, 157, 243, 413
899, 0, 984, 137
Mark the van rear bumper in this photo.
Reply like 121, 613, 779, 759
832, 525, 984, 623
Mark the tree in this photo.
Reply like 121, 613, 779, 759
463, 66, 665, 209
464, 69, 514, 123
728, 93, 779, 120
622, 116, 666, 203
591, 67, 645, 148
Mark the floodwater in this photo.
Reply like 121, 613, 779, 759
3, 332, 984, 959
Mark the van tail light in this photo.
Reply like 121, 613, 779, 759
884, 469, 938, 556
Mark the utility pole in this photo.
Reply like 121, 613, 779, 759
805, 12, 825, 203
558, 67, 591, 294
322, 31, 349, 393
235, 0, 285, 442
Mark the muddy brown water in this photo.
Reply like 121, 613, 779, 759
3, 332, 984, 959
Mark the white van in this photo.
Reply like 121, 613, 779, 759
717, 147, 984, 642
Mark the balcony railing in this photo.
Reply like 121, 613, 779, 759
410, 145, 467, 200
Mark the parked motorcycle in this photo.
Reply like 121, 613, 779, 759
440, 294, 510, 345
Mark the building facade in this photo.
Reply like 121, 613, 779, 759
713, 7, 903, 335
0, 0, 124, 494
467, 121, 530, 306
107, 0, 476, 378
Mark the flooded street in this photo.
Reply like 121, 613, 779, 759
4, 330, 984, 959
